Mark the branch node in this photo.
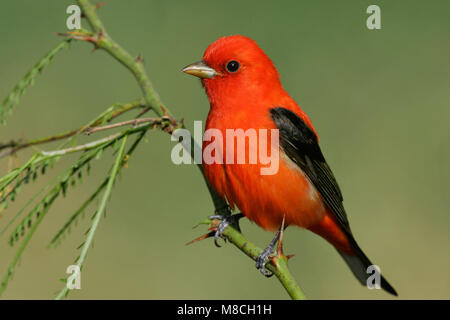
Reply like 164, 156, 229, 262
136, 53, 144, 64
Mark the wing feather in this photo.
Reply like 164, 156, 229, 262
270, 107, 350, 232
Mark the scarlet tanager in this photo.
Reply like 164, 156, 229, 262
182, 35, 397, 296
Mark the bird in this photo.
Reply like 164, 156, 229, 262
182, 35, 397, 296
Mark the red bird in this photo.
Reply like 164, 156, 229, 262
182, 35, 397, 296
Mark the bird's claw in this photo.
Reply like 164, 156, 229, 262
255, 220, 285, 278
255, 246, 275, 277
209, 214, 229, 247
208, 213, 244, 247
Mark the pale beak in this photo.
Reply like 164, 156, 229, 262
182, 61, 221, 79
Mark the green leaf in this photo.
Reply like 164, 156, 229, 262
0, 40, 72, 124
55, 136, 129, 300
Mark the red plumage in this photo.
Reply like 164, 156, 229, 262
201, 35, 351, 251
184, 35, 396, 295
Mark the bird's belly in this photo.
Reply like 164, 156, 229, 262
204, 154, 327, 231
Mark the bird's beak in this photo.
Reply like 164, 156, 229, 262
182, 61, 221, 79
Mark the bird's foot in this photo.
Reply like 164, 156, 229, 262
256, 216, 288, 277
208, 213, 244, 247
255, 228, 281, 277
256, 243, 277, 277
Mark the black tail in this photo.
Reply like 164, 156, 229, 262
338, 236, 398, 296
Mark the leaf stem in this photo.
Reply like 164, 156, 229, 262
55, 135, 128, 300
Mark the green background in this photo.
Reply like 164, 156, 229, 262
0, 0, 449, 299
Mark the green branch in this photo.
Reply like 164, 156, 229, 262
76, 0, 164, 116
196, 219, 306, 300
47, 177, 108, 249
55, 135, 129, 299
0, 100, 145, 158
0, 132, 124, 294
0, 182, 58, 294
0, 40, 71, 124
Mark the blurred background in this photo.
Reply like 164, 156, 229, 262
0, 0, 449, 299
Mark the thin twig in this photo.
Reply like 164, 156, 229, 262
40, 132, 122, 157
70, 0, 166, 117
0, 100, 145, 159
85, 116, 173, 135
55, 136, 129, 300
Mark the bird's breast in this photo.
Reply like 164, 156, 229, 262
203, 111, 326, 231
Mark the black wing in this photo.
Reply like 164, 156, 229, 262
270, 107, 350, 233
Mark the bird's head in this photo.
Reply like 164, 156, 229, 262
182, 35, 283, 108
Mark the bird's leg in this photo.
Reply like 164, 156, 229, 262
256, 216, 286, 277
255, 229, 281, 277
208, 213, 244, 247
277, 216, 286, 257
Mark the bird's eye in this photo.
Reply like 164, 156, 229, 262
226, 60, 240, 73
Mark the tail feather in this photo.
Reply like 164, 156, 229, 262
338, 241, 398, 296
308, 212, 397, 295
